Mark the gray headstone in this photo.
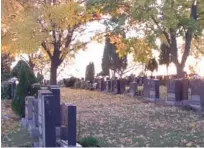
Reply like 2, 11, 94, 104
129, 82, 137, 97
25, 96, 35, 120
143, 79, 160, 102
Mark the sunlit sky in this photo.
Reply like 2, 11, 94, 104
12, 22, 204, 80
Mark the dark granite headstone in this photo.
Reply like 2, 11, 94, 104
48, 85, 61, 127
43, 95, 57, 147
98, 79, 105, 91
143, 79, 160, 102
105, 80, 111, 92
166, 79, 183, 105
111, 80, 115, 92
119, 79, 126, 94
113, 80, 120, 94
181, 79, 189, 100
67, 104, 77, 146
38, 90, 56, 147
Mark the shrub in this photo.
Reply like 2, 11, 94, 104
11, 72, 29, 117
64, 77, 79, 87
1, 82, 11, 100
79, 136, 99, 147
85, 62, 95, 83
11, 60, 37, 117
1, 72, 11, 81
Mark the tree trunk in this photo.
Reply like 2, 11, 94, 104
166, 65, 169, 76
50, 60, 58, 85
176, 64, 185, 78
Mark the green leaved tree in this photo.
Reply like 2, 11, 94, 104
101, 36, 111, 76
85, 62, 95, 83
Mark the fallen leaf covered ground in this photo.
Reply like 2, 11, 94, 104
61, 88, 204, 147
1, 100, 32, 147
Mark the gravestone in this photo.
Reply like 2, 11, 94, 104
113, 80, 120, 94
67, 104, 77, 146
28, 98, 39, 139
25, 96, 34, 120
119, 79, 126, 94
105, 80, 111, 92
48, 85, 61, 127
181, 79, 189, 101
48, 85, 61, 137
111, 80, 115, 92
60, 103, 68, 140
186, 80, 204, 111
38, 90, 56, 147
166, 79, 183, 105
128, 82, 137, 97
143, 79, 160, 102
98, 79, 105, 91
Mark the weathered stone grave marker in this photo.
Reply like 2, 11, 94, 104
166, 79, 183, 105
105, 80, 111, 92
185, 80, 204, 111
128, 82, 137, 97
143, 79, 160, 102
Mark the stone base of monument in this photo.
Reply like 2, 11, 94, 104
165, 100, 183, 106
144, 97, 157, 103
189, 104, 202, 111
155, 99, 166, 105
28, 125, 39, 138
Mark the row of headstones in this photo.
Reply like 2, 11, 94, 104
95, 77, 144, 94
142, 78, 204, 110
22, 85, 80, 147
82, 77, 204, 111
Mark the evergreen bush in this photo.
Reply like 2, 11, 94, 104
79, 136, 99, 147
11, 60, 37, 117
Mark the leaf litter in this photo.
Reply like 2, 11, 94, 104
61, 88, 204, 147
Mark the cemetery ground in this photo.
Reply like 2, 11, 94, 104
1, 86, 204, 147
1, 100, 32, 147
61, 87, 204, 147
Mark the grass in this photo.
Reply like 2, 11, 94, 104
61, 88, 204, 147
